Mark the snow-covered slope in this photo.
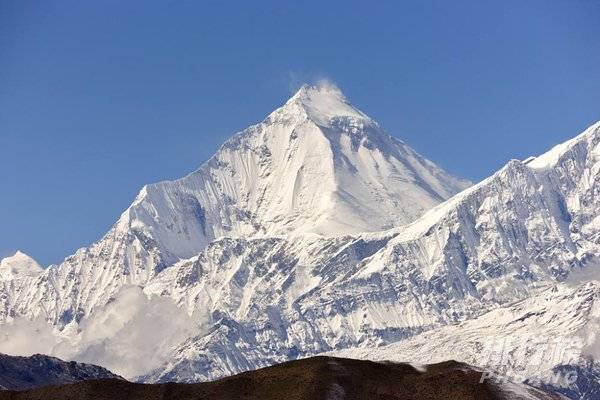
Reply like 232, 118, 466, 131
333, 280, 600, 398
0, 83, 468, 328
0, 252, 42, 281
334, 280, 599, 369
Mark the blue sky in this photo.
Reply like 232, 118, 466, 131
1, 0, 600, 265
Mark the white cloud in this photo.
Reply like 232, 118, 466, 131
0, 286, 210, 379
0, 316, 64, 356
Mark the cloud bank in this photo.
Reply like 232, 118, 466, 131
0, 286, 209, 379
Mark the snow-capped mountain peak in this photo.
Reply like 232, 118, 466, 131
281, 82, 369, 127
0, 251, 42, 280
0, 84, 471, 329
99, 83, 472, 269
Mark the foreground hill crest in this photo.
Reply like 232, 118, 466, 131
0, 356, 555, 400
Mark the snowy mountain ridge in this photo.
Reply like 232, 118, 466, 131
1, 84, 599, 400
122, 82, 471, 266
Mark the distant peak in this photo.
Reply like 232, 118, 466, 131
284, 82, 369, 126
0, 250, 43, 280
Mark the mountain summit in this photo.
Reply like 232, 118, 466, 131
117, 82, 470, 267
283, 83, 369, 126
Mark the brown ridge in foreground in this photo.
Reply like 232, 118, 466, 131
0, 356, 555, 400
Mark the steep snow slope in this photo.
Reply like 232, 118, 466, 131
0, 252, 42, 281
135, 122, 600, 382
334, 281, 600, 399
0, 83, 468, 327
334, 281, 599, 374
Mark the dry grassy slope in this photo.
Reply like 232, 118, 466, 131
0, 356, 555, 400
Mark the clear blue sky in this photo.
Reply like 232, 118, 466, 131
1, 0, 600, 266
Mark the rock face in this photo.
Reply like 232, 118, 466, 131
0, 353, 121, 391
0, 356, 556, 400
0, 83, 469, 328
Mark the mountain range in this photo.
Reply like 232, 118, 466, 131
1, 82, 599, 398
